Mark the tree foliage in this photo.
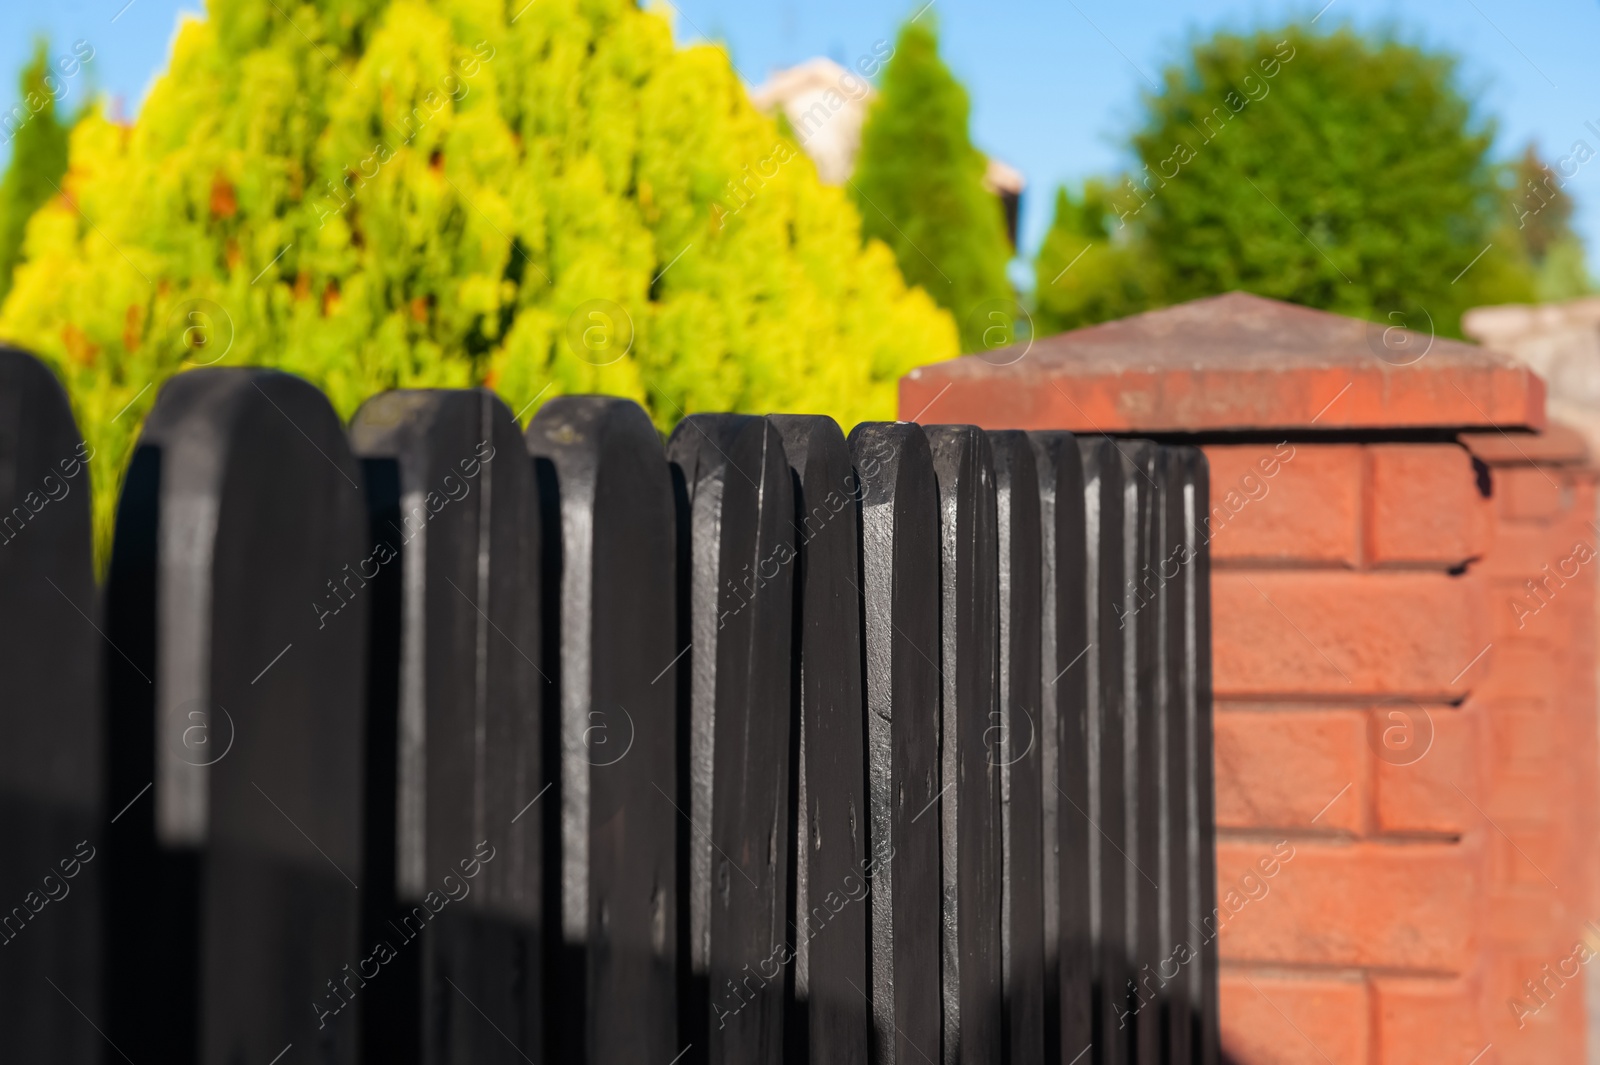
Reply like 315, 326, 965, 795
1033, 181, 1161, 335
1037, 24, 1541, 337
851, 16, 1012, 351
0, 0, 958, 558
0, 42, 74, 304
1507, 144, 1592, 301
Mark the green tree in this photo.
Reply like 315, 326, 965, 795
0, 42, 73, 303
1034, 180, 1162, 334
851, 16, 1013, 351
1506, 144, 1591, 301
1048, 25, 1536, 335
0, 0, 957, 560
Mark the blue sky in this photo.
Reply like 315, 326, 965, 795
8, 0, 1600, 271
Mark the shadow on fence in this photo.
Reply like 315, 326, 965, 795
0, 350, 1218, 1065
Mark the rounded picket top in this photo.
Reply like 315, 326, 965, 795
768, 414, 869, 1065
924, 424, 1003, 1065
0, 346, 100, 1064
103, 367, 369, 1064
845, 421, 940, 1065
525, 395, 678, 1065
1026, 430, 1091, 1062
986, 429, 1045, 1065
666, 414, 796, 1065
350, 388, 543, 1064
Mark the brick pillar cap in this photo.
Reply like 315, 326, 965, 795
900, 291, 1545, 434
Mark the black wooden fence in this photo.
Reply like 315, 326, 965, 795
0, 350, 1217, 1065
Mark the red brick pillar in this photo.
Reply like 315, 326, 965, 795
1460, 427, 1599, 1061
898, 292, 1598, 1065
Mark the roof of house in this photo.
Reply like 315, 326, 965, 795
748, 57, 1025, 193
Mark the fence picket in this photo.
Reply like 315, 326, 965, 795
103, 368, 369, 1063
848, 422, 942, 1065
350, 389, 543, 1064
1175, 448, 1219, 1065
0, 350, 1220, 1065
926, 425, 1004, 1065
1079, 438, 1130, 1065
0, 349, 101, 1064
1123, 441, 1163, 1065
1030, 431, 1092, 1065
527, 397, 679, 1065
769, 414, 871, 1065
1152, 446, 1190, 1065
989, 431, 1046, 1065
666, 415, 796, 1065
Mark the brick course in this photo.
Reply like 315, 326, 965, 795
1365, 444, 1490, 567
1211, 571, 1488, 699
1218, 971, 1367, 1065
1206, 444, 1362, 567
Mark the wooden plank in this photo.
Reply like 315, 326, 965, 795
848, 422, 941, 1065
350, 389, 543, 1064
988, 431, 1045, 1065
1030, 431, 1091, 1065
527, 397, 678, 1065
666, 415, 795, 1065
926, 425, 1003, 1065
102, 368, 368, 1063
1175, 447, 1219, 1065
1156, 446, 1193, 1065
0, 347, 100, 1063
1078, 437, 1128, 1065
1122, 440, 1162, 1065
769, 415, 869, 1065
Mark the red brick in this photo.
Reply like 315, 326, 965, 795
1473, 455, 1600, 1065
1499, 466, 1573, 522
1546, 568, 1599, 635
1372, 704, 1476, 836
1219, 970, 1367, 1065
1489, 548, 1599, 638
1203, 444, 1361, 566
1366, 444, 1490, 567
1472, 645, 1561, 703
1482, 902, 1585, 998
1488, 950, 1592, 1061
1484, 774, 1564, 839
1476, 522, 1561, 579
1371, 975, 1485, 1065
1213, 572, 1489, 699
1214, 708, 1365, 833
1483, 852, 1588, 952
1561, 475, 1598, 527
1215, 840, 1478, 971
1489, 576, 1559, 642
1485, 820, 1568, 895
1482, 698, 1559, 786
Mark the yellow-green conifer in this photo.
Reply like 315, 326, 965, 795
0, 0, 957, 559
